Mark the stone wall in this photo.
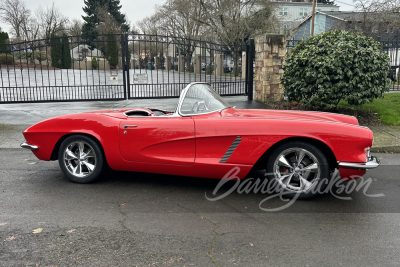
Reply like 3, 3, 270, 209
254, 34, 286, 102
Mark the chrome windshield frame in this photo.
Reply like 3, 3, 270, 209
176, 82, 231, 117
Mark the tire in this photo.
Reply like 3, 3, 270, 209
266, 141, 331, 200
58, 135, 105, 183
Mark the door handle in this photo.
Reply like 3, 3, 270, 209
123, 125, 138, 129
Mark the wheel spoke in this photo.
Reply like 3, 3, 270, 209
296, 150, 306, 165
299, 175, 312, 190
277, 155, 293, 169
77, 162, 82, 175
300, 162, 319, 173
80, 149, 94, 160
279, 173, 294, 186
78, 142, 85, 158
65, 148, 78, 160
82, 161, 95, 173
71, 165, 78, 175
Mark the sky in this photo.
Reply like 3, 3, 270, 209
0, 0, 356, 36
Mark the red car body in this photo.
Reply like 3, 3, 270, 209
22, 83, 375, 181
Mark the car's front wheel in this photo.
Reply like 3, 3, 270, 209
266, 141, 331, 199
58, 135, 105, 183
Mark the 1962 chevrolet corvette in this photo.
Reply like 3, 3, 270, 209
21, 82, 379, 199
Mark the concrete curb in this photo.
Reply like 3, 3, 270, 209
371, 146, 400, 153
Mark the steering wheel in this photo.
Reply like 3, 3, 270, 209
191, 101, 200, 113
191, 101, 208, 113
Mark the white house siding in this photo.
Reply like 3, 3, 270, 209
274, 1, 340, 35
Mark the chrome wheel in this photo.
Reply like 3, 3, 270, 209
273, 148, 320, 193
63, 141, 96, 178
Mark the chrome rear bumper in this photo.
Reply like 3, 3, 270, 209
338, 156, 380, 170
20, 143, 38, 150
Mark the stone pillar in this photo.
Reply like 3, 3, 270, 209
215, 53, 223, 77
194, 54, 201, 74
242, 51, 247, 79
166, 56, 172, 71
178, 56, 184, 72
254, 34, 286, 103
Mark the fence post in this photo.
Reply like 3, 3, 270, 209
246, 39, 254, 101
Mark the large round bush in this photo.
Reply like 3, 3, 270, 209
281, 30, 390, 108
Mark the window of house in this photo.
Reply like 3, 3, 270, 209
300, 8, 307, 16
279, 8, 288, 16
331, 9, 334, 11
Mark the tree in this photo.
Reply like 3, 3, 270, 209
291, 0, 335, 4
105, 34, 118, 69
61, 34, 71, 68
281, 30, 390, 109
82, 0, 129, 36
69, 19, 83, 36
0, 32, 11, 54
37, 3, 69, 41
154, 0, 205, 67
332, 0, 400, 38
50, 34, 61, 67
50, 34, 71, 69
0, 0, 30, 38
197, 0, 277, 67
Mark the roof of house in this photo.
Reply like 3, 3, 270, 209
291, 11, 400, 41
291, 11, 385, 31
271, 1, 339, 7
293, 11, 400, 30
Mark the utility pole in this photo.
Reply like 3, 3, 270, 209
311, 0, 316, 36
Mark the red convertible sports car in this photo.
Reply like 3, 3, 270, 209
21, 82, 379, 199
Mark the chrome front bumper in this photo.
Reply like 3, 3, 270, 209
338, 156, 380, 170
20, 143, 38, 150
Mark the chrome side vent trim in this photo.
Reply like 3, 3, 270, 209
220, 136, 242, 163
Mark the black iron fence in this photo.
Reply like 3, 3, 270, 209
0, 34, 250, 103
125, 34, 247, 99
286, 39, 400, 91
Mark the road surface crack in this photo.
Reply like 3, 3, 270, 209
177, 204, 221, 267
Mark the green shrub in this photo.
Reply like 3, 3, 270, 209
30, 51, 51, 63
13, 51, 26, 60
188, 65, 194, 73
281, 30, 390, 108
0, 53, 14, 65
206, 66, 214, 75
174, 65, 178, 71
92, 57, 98, 69
0, 32, 11, 54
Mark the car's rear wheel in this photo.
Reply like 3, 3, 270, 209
58, 135, 105, 183
266, 141, 331, 199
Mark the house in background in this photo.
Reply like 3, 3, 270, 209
291, 11, 400, 41
70, 44, 103, 61
274, 1, 340, 35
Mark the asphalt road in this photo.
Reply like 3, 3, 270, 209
0, 149, 400, 266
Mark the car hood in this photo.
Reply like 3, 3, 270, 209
83, 107, 359, 125
221, 108, 359, 125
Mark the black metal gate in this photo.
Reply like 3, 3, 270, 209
125, 34, 248, 99
0, 34, 251, 104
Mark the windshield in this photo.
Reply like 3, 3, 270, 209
179, 84, 231, 115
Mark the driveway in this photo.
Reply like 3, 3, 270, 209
0, 148, 399, 266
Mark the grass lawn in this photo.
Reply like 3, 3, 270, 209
338, 93, 400, 125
